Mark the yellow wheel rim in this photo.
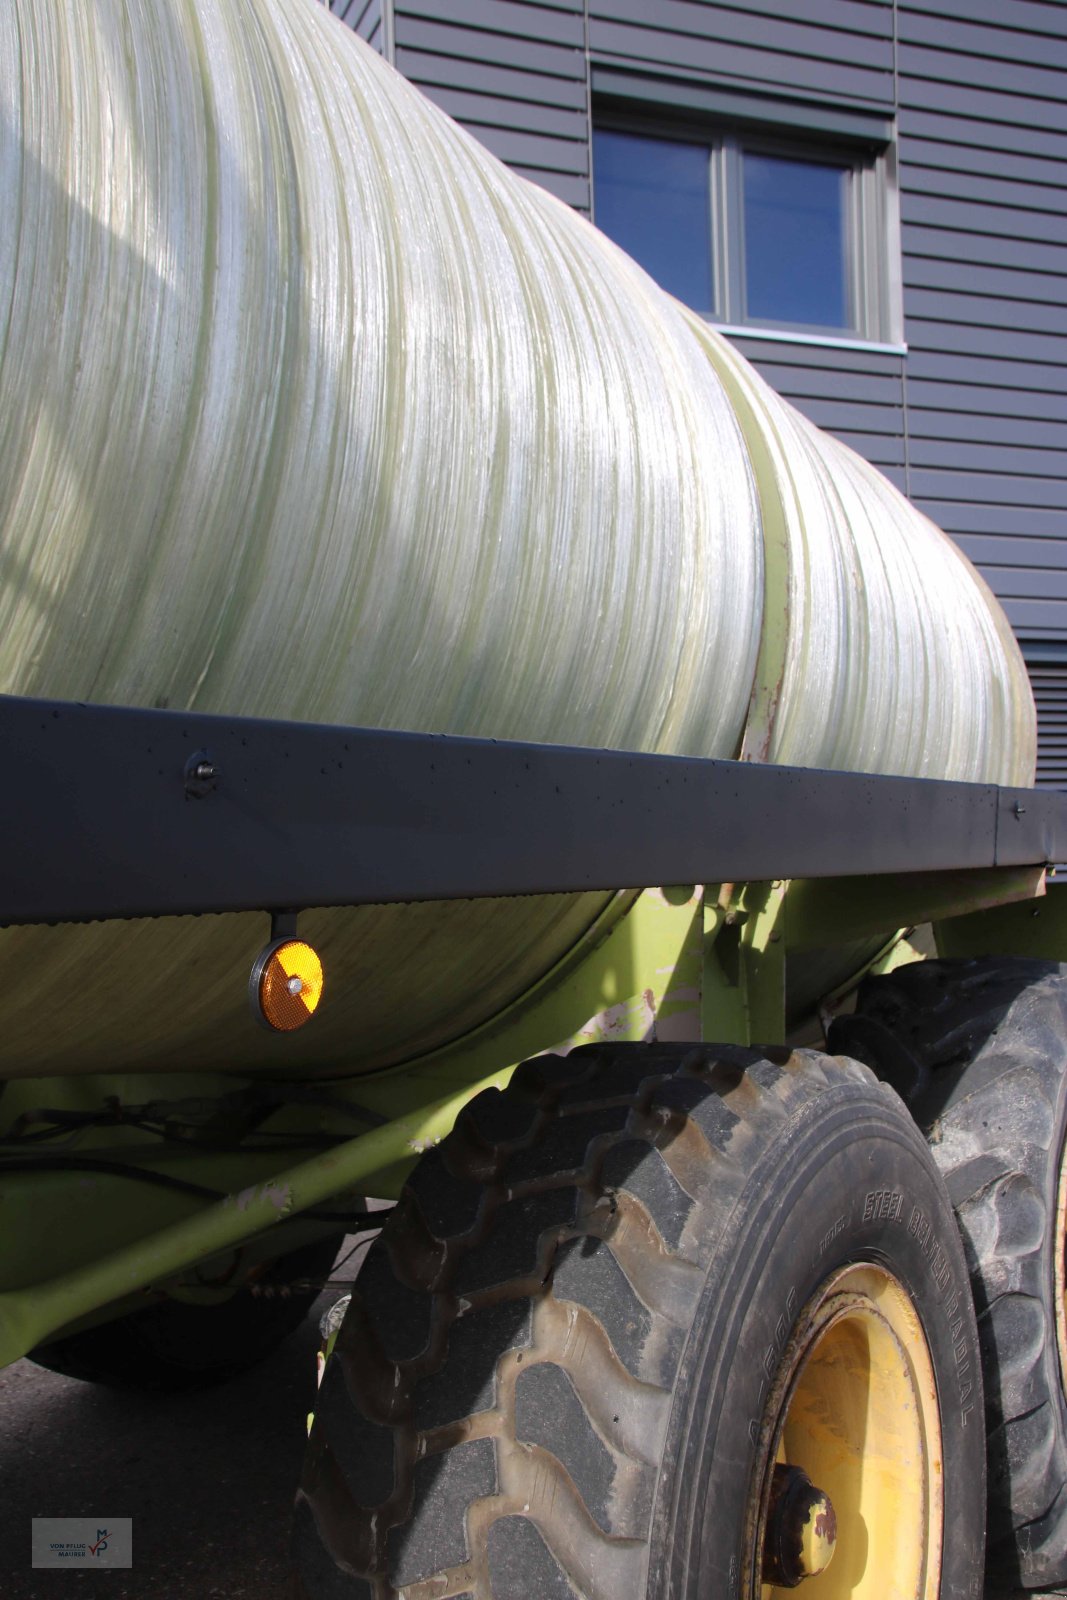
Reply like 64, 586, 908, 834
745, 1264, 943, 1599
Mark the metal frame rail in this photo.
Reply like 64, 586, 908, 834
1, 695, 1065, 926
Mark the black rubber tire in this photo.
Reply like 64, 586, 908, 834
29, 1233, 343, 1392
842, 956, 1067, 1590
292, 1042, 985, 1599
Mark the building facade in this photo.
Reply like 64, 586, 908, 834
330, 0, 1067, 785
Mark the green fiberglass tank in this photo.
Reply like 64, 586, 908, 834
0, 0, 1035, 1079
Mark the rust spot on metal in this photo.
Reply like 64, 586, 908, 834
814, 1501, 837, 1544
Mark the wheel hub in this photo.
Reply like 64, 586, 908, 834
762, 1464, 837, 1586
746, 1263, 943, 1599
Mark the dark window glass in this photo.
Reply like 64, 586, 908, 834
742, 152, 849, 328
592, 129, 713, 313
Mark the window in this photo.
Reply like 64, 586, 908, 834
742, 150, 849, 328
593, 120, 899, 345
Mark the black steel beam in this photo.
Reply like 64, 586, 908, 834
1, 695, 1064, 926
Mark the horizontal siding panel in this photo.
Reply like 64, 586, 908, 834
395, 48, 589, 109
908, 439, 1065, 477
898, 8, 1067, 71
508, 165, 589, 207
958, 535, 1067, 572
789, 397, 908, 435
735, 364, 902, 419
327, 0, 385, 47
900, 137, 1067, 192
396, 18, 582, 79
906, 380, 1067, 425
899, 107, 1067, 164
901, 163, 1067, 216
744, 365, 903, 406
904, 290, 1067, 339
904, 318, 1067, 368
456, 123, 587, 174
415, 82, 587, 140
928, 503, 1067, 541
898, 76, 1067, 136
980, 568, 1067, 602
485, 0, 581, 9
901, 192, 1067, 247
725, 338, 904, 377
897, 42, 1066, 106
900, 0, 1067, 41
587, 18, 893, 105
596, 0, 893, 42
827, 432, 905, 467
903, 254, 1066, 307
480, 0, 582, 8
328, 0, 368, 27
778, 400, 903, 447
903, 225, 1067, 283
589, 0, 892, 68
328, 0, 377, 29
400, 0, 585, 47
911, 468, 1067, 511
1002, 599, 1067, 636
908, 409, 1067, 450
902, 350, 1067, 406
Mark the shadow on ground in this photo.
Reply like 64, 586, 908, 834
0, 1239, 369, 1599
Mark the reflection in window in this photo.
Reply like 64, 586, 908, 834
593, 129, 713, 313
742, 152, 849, 328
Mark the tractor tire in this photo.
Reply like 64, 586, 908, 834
29, 1232, 344, 1392
292, 1042, 984, 1599
840, 956, 1067, 1590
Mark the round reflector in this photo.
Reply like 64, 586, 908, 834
249, 938, 324, 1032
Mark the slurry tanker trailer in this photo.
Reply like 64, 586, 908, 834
3, 3, 1067, 1598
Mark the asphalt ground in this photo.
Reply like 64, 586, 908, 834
0, 1231, 378, 1600
1, 1233, 1064, 1599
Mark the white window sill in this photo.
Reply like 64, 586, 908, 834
710, 322, 907, 356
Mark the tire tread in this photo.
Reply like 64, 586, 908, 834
294, 1044, 892, 1596
852, 956, 1067, 1587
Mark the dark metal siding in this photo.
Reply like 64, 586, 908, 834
393, 1, 590, 209
896, 1, 1067, 645
328, 0, 385, 53
586, 0, 895, 106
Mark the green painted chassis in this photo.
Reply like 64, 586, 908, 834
1, 861, 1063, 1372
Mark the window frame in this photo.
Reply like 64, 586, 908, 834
592, 104, 902, 348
